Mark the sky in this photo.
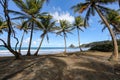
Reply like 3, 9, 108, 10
0, 0, 119, 47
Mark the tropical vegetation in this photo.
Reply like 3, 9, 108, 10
56, 20, 72, 55
0, 0, 120, 62
72, 0, 119, 61
73, 16, 86, 52
10, 0, 46, 56
34, 14, 56, 56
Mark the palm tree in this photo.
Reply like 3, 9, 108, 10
10, 0, 46, 56
34, 15, 56, 56
56, 20, 72, 55
72, 0, 118, 61
73, 16, 85, 52
106, 10, 120, 32
15, 20, 29, 54
101, 10, 120, 37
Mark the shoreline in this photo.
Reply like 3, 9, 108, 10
0, 50, 116, 58
0, 47, 90, 57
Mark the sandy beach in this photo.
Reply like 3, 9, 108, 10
0, 0, 120, 80
0, 51, 120, 80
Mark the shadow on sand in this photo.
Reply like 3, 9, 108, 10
0, 54, 120, 80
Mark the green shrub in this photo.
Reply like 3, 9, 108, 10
89, 43, 113, 52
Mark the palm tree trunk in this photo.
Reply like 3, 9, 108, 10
34, 35, 45, 56
64, 33, 67, 55
19, 31, 25, 54
94, 6, 118, 61
77, 27, 83, 52
27, 22, 34, 56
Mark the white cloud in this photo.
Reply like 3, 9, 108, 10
33, 41, 37, 46
51, 11, 75, 23
22, 38, 40, 47
23, 37, 30, 44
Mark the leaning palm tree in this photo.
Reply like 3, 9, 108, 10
73, 16, 85, 52
72, 0, 118, 61
34, 15, 56, 56
10, 0, 46, 56
15, 20, 29, 54
56, 20, 72, 55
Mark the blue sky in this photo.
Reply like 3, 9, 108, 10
0, 0, 119, 47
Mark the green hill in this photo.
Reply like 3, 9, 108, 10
81, 40, 120, 52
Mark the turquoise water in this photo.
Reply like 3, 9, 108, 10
0, 47, 89, 56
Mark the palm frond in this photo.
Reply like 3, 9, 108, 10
56, 31, 63, 36
71, 2, 89, 13
102, 26, 107, 32
48, 21, 56, 29
90, 7, 95, 16
98, 0, 117, 5
8, 10, 28, 17
46, 34, 49, 43
78, 27, 84, 32
97, 5, 111, 16
34, 18, 45, 29
84, 7, 91, 27
40, 31, 46, 38
13, 0, 27, 9
11, 16, 29, 20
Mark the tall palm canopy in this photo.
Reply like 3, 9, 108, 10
74, 16, 85, 28
101, 10, 120, 32
72, 0, 117, 26
101, 10, 120, 38
11, 0, 45, 28
34, 15, 56, 56
74, 16, 85, 52
39, 15, 56, 41
57, 20, 72, 54
10, 0, 46, 56
106, 10, 120, 25
72, 0, 119, 61
13, 0, 44, 15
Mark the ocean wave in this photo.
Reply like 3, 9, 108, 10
0, 48, 89, 57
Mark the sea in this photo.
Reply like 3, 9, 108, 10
0, 47, 90, 57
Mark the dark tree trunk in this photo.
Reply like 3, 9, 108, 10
19, 31, 25, 54
12, 29, 19, 51
6, 46, 21, 59
26, 22, 34, 56
0, 0, 20, 59
34, 35, 45, 56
